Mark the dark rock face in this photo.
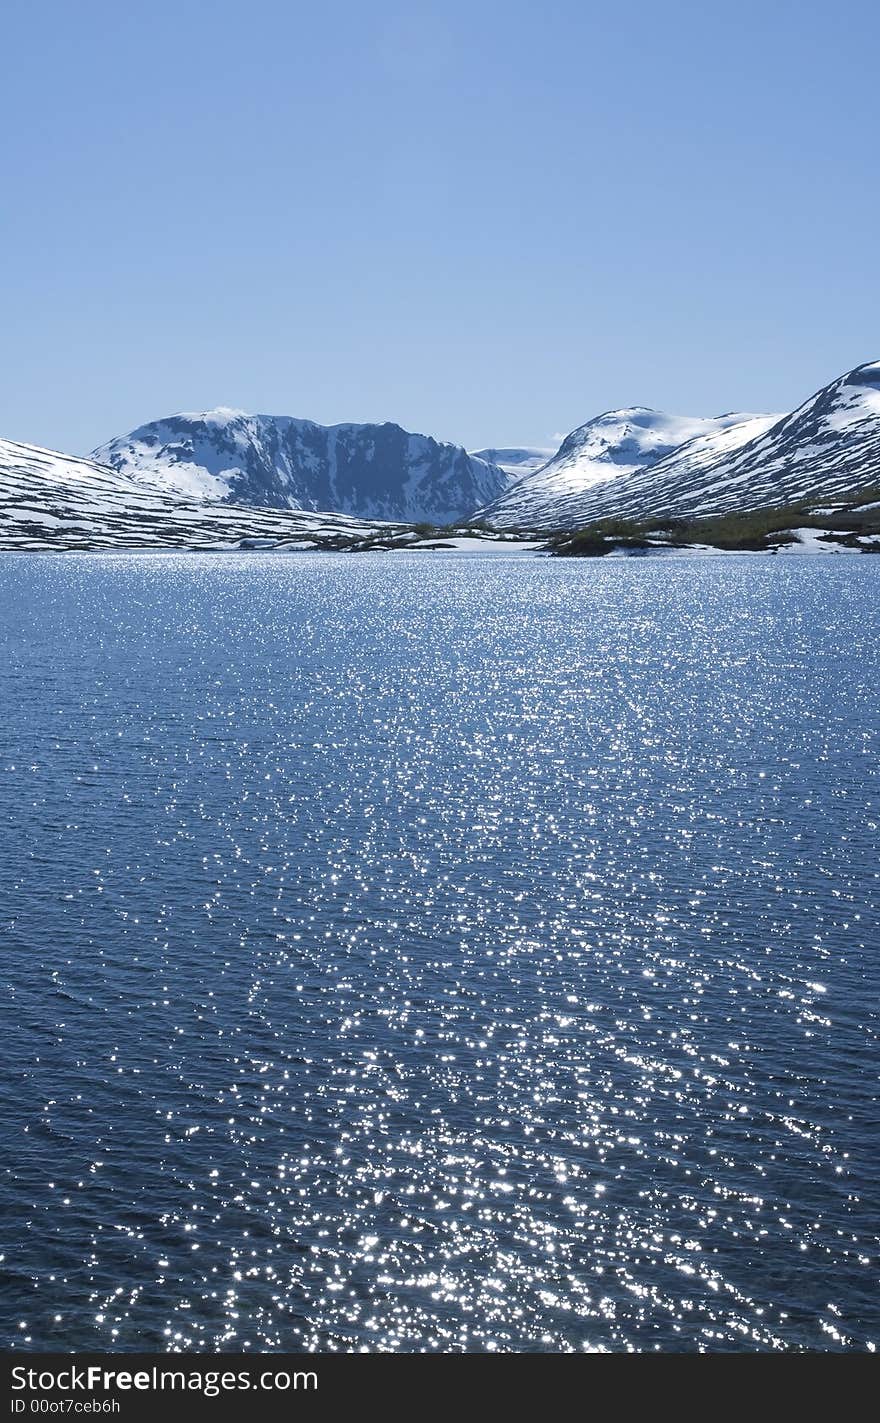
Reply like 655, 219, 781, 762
93, 411, 508, 524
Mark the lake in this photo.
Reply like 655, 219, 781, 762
0, 551, 877, 1352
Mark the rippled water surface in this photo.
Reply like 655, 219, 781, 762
1, 552, 878, 1352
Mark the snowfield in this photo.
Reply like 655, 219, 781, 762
468, 447, 555, 479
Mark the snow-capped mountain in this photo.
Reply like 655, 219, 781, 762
647, 359, 880, 517
0, 435, 398, 550
477, 409, 774, 528
93, 410, 509, 524
469, 446, 555, 479
599, 415, 782, 523
4, 359, 879, 548
479, 362, 880, 529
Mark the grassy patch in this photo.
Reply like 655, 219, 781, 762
548, 495, 880, 556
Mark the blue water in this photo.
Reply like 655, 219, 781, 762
0, 551, 878, 1353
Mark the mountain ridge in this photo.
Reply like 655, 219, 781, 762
92, 410, 509, 525
476, 408, 779, 528
477, 361, 880, 529
2, 358, 879, 547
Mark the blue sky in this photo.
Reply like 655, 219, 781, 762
2, 0, 878, 455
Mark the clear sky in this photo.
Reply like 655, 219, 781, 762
2, 0, 878, 456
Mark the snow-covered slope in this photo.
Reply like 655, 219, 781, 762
654, 360, 880, 515
538, 413, 781, 526
477, 409, 765, 528
93, 410, 508, 524
0, 436, 397, 550
479, 362, 880, 529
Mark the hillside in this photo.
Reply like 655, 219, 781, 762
478, 362, 880, 530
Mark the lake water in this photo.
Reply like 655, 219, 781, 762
0, 552, 878, 1353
